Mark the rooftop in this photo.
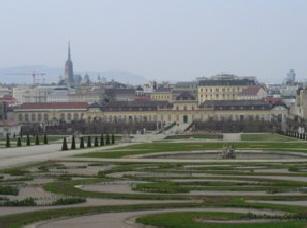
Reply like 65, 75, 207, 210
18, 102, 88, 110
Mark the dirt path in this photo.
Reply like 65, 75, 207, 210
31, 207, 286, 228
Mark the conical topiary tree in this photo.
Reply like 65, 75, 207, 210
80, 136, 85, 149
106, 134, 110, 145
100, 134, 104, 146
111, 134, 115, 144
87, 136, 91, 148
6, 133, 10, 148
26, 134, 30, 146
71, 135, 76, 150
43, 134, 48, 144
62, 137, 68, 151
17, 137, 22, 147
94, 136, 99, 147
35, 135, 40, 145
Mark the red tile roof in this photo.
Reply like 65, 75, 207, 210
240, 85, 264, 96
19, 102, 88, 110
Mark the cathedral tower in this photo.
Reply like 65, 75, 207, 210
64, 41, 74, 87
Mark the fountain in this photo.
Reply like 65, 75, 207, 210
219, 145, 236, 159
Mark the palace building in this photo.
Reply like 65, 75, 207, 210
14, 93, 287, 128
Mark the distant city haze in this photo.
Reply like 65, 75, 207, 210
1, 0, 307, 83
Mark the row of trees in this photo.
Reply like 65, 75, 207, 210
62, 134, 115, 151
5, 134, 48, 148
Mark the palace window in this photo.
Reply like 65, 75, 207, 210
18, 114, 23, 122
31, 113, 36, 121
44, 114, 49, 121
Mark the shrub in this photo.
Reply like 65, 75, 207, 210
87, 136, 91, 147
111, 134, 115, 144
0, 186, 19, 195
71, 135, 76, 150
80, 136, 85, 149
94, 136, 99, 147
35, 135, 40, 145
6, 133, 10, 148
52, 197, 86, 205
100, 134, 104, 146
0, 197, 36, 206
43, 134, 48, 144
106, 134, 110, 145
3, 168, 29, 176
26, 134, 31, 146
17, 137, 22, 147
62, 137, 68, 151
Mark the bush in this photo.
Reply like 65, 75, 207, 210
3, 168, 29, 176
26, 134, 31, 146
106, 134, 110, 145
6, 133, 10, 148
100, 134, 104, 146
62, 137, 68, 151
0, 197, 36, 206
87, 136, 91, 148
80, 136, 85, 149
0, 186, 19, 195
94, 136, 99, 147
35, 135, 40, 145
52, 197, 86, 205
17, 137, 22, 147
71, 135, 76, 150
288, 166, 300, 172
111, 134, 115, 144
43, 134, 48, 144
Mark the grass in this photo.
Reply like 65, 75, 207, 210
76, 141, 307, 159
241, 133, 299, 142
165, 134, 223, 140
0, 202, 203, 228
136, 211, 307, 228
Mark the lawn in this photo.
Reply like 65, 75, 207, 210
76, 141, 307, 159
136, 211, 307, 228
241, 133, 299, 142
165, 134, 223, 140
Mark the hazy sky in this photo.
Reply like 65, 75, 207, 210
1, 0, 307, 83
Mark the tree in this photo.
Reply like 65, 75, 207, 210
26, 135, 31, 146
43, 134, 48, 144
100, 134, 104, 146
80, 136, 85, 149
87, 136, 91, 148
62, 137, 68, 151
17, 137, 22, 147
35, 135, 40, 145
111, 134, 115, 144
6, 133, 10, 148
106, 134, 110, 145
71, 135, 76, 150
94, 136, 99, 147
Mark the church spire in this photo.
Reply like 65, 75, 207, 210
68, 41, 71, 61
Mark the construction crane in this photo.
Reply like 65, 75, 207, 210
4, 71, 46, 85
32, 72, 46, 84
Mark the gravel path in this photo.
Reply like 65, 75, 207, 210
0, 199, 193, 216
0, 143, 135, 169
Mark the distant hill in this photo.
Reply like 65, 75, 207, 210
0, 65, 147, 85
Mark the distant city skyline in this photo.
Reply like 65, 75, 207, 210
1, 0, 307, 83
